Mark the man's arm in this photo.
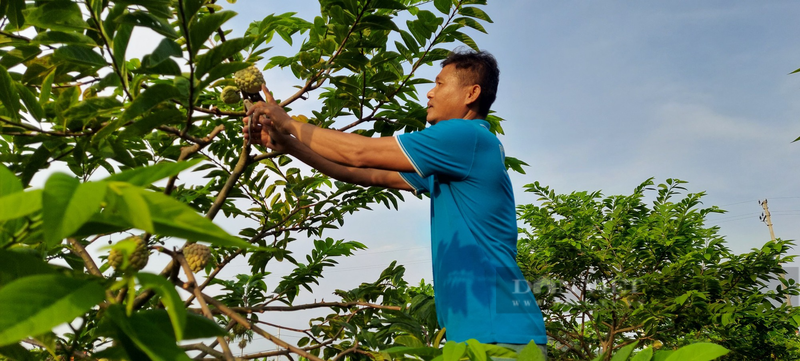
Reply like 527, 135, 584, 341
247, 85, 414, 172
261, 124, 413, 191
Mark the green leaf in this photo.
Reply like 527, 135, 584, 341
33, 31, 98, 46
14, 83, 44, 121
395, 335, 424, 347
0, 250, 55, 287
357, 14, 399, 32
630, 347, 654, 361
465, 339, 486, 361
0, 65, 20, 122
137, 273, 186, 341
114, 24, 134, 70
189, 11, 237, 57
611, 341, 639, 361
116, 11, 179, 39
0, 165, 21, 197
453, 31, 479, 51
118, 108, 184, 139
0, 274, 105, 347
126, 189, 257, 249
138, 58, 182, 76
652, 350, 673, 361
0, 343, 35, 361
23, 0, 88, 31
434, 0, 452, 14
122, 83, 182, 121
518, 341, 545, 361
182, 0, 205, 23
116, 0, 173, 19
141, 38, 182, 69
53, 46, 108, 67
104, 306, 192, 361
195, 37, 253, 77
42, 174, 107, 246
39, 69, 56, 106
197, 62, 251, 91
442, 341, 466, 361
454, 16, 487, 33
63, 97, 123, 123
104, 159, 202, 186
0, 190, 42, 222
790, 67, 800, 75
458, 6, 493, 23
664, 343, 728, 361
134, 309, 227, 340
112, 185, 154, 232
3, 0, 25, 29
505, 156, 529, 174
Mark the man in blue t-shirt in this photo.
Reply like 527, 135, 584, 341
245, 50, 547, 357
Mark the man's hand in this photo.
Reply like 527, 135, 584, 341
242, 116, 293, 153
246, 84, 294, 134
242, 115, 269, 147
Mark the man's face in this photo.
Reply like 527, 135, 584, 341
426, 64, 473, 124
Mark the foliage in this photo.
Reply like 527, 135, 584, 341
516, 178, 800, 360
0, 0, 498, 359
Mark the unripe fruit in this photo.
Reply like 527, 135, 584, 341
109, 236, 149, 272
184, 243, 212, 273
220, 86, 241, 104
232, 322, 248, 336
234, 65, 265, 94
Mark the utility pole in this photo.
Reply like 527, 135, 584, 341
760, 199, 792, 306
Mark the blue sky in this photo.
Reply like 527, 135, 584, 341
113, 0, 800, 352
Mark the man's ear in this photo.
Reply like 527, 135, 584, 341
464, 84, 481, 106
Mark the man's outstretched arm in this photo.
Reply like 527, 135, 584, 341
247, 85, 414, 172
248, 121, 413, 191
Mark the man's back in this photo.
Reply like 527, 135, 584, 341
397, 118, 547, 344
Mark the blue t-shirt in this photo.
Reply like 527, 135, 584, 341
396, 118, 547, 345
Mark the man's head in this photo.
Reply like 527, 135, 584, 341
426, 49, 499, 124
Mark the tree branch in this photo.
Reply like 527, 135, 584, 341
218, 301, 401, 314
174, 251, 235, 361
176, 281, 326, 361
67, 238, 102, 277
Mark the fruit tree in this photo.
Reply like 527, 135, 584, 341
0, 0, 500, 359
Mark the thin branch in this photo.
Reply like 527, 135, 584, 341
331, 339, 359, 361
181, 343, 229, 360
278, 0, 372, 108
177, 0, 196, 137
225, 301, 401, 313
67, 238, 102, 277
84, 4, 132, 100
335, 1, 461, 132
164, 124, 225, 195
174, 251, 235, 361
176, 281, 326, 361
204, 100, 258, 221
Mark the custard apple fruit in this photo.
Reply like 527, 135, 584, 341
234, 65, 265, 94
184, 243, 212, 273
232, 322, 248, 336
220, 86, 241, 104
109, 236, 149, 271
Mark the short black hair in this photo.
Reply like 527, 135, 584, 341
441, 49, 499, 119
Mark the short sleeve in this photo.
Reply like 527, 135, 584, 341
396, 120, 477, 179
398, 171, 429, 195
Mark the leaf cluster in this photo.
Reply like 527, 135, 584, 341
516, 178, 800, 360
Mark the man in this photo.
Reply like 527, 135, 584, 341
245, 50, 547, 358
